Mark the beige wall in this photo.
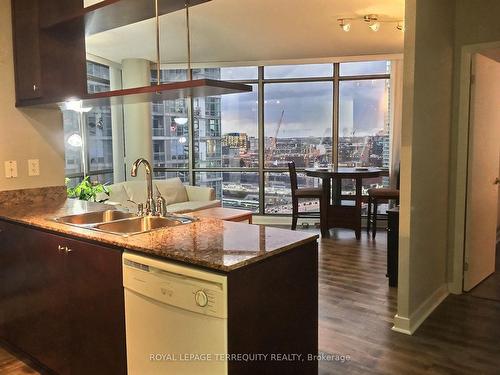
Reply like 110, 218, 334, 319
447, 0, 500, 291
396, 0, 455, 333
0, 0, 65, 192
398, 0, 500, 332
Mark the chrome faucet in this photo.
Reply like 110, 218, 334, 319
131, 158, 156, 216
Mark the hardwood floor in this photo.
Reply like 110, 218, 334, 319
0, 346, 39, 374
468, 246, 500, 302
1, 229, 499, 375
318, 229, 500, 375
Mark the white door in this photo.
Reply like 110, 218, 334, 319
463, 53, 500, 291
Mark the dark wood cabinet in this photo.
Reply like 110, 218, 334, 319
11, 0, 87, 106
17, 226, 71, 375
11, 0, 42, 100
10, 0, 250, 108
0, 220, 69, 373
66, 238, 126, 375
0, 220, 126, 375
387, 207, 399, 287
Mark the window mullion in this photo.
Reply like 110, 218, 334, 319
333, 63, 340, 166
258, 66, 265, 215
187, 95, 195, 186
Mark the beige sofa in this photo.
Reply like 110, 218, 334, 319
100, 178, 220, 214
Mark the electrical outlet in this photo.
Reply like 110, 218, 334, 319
4, 160, 18, 178
28, 159, 40, 176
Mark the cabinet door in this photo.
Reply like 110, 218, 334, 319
64, 238, 127, 375
11, 0, 42, 100
0, 220, 29, 340
0, 221, 71, 374
20, 229, 71, 374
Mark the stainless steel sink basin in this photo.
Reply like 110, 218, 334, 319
56, 210, 136, 225
93, 215, 197, 236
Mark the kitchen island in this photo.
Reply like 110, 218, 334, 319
0, 187, 318, 375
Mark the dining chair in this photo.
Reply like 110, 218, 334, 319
366, 168, 400, 239
288, 161, 324, 230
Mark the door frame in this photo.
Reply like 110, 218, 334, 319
449, 41, 500, 294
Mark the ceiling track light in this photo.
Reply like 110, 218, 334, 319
369, 21, 381, 31
337, 18, 351, 32
337, 14, 404, 32
364, 14, 380, 32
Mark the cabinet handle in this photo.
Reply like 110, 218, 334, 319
57, 245, 72, 254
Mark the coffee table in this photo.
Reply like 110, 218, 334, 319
192, 207, 253, 223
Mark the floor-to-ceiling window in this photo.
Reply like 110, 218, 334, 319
152, 61, 391, 215
63, 61, 114, 187
63, 60, 391, 215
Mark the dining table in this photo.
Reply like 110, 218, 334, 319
305, 167, 384, 239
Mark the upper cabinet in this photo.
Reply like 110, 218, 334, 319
12, 0, 87, 106
11, 0, 252, 108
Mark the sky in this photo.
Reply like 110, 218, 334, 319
219, 61, 390, 138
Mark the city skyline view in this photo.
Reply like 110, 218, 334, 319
64, 60, 392, 215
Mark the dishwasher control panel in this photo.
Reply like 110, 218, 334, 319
123, 254, 227, 319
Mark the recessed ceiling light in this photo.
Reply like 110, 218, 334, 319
174, 117, 189, 125
62, 99, 92, 113
67, 133, 83, 147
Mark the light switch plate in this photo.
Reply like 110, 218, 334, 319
28, 159, 40, 176
4, 161, 18, 178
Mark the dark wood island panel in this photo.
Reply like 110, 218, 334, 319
227, 241, 318, 375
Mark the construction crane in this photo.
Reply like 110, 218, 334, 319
265, 109, 285, 166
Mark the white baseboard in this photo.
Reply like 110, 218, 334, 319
392, 284, 449, 335
447, 281, 462, 295
392, 315, 412, 335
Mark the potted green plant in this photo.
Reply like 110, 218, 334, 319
66, 176, 110, 202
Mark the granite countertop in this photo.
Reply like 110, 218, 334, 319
0, 188, 318, 272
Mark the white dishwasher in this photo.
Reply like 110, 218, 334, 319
123, 251, 228, 375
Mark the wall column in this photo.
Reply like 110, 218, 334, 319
121, 59, 153, 180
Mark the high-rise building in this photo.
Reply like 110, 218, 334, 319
222, 132, 249, 151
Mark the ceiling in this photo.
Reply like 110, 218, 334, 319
85, 0, 405, 66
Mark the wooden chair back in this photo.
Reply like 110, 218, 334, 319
288, 161, 298, 194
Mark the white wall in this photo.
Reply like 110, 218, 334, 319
395, 0, 455, 334
0, 0, 65, 192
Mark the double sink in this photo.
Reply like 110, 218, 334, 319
55, 210, 197, 236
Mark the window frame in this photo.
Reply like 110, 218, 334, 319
154, 62, 390, 215
66, 61, 391, 215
